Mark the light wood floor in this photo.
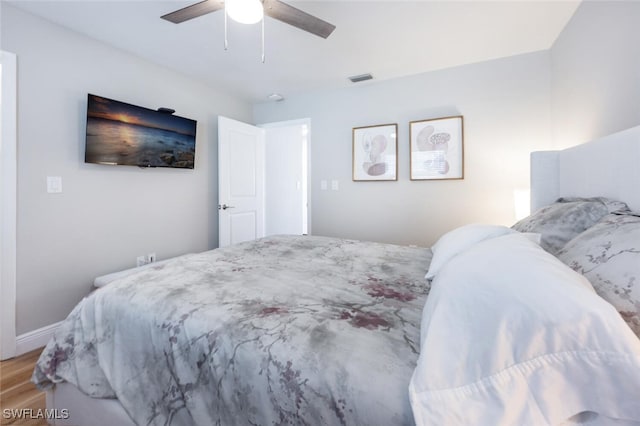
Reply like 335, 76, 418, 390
0, 349, 47, 426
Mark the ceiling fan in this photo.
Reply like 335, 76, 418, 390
161, 0, 336, 39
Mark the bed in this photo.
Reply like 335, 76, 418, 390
36, 235, 432, 426
34, 126, 640, 426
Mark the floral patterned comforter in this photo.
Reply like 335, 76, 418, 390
33, 235, 432, 426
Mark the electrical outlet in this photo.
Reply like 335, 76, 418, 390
136, 255, 146, 267
147, 253, 156, 263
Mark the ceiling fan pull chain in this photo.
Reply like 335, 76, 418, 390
224, 3, 228, 50
261, 16, 265, 63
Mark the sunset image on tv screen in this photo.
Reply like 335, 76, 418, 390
85, 94, 197, 169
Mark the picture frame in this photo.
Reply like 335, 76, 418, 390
352, 123, 398, 181
410, 115, 464, 180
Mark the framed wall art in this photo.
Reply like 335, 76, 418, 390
410, 115, 464, 180
352, 123, 398, 181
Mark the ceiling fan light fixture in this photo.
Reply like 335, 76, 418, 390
225, 0, 264, 25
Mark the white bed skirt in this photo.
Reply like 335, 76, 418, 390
46, 383, 135, 426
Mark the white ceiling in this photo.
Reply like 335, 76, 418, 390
7, 0, 580, 103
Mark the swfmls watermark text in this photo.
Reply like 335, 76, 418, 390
2, 408, 69, 420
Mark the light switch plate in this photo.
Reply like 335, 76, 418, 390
331, 180, 339, 191
320, 180, 328, 190
47, 176, 62, 193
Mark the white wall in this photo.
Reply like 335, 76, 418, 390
550, 1, 640, 149
1, 5, 251, 334
254, 52, 553, 247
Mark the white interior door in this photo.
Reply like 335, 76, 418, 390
218, 116, 265, 247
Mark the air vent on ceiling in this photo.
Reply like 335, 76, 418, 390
348, 73, 373, 83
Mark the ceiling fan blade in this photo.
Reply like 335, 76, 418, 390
263, 0, 336, 39
161, 0, 224, 24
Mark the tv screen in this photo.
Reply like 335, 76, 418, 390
85, 94, 197, 169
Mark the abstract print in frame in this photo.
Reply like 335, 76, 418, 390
352, 123, 398, 181
410, 115, 464, 180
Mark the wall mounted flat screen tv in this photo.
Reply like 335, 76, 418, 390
85, 94, 197, 169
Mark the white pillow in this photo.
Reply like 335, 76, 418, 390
425, 224, 515, 279
410, 233, 640, 426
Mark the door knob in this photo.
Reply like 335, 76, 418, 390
218, 204, 235, 210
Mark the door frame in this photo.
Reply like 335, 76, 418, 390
1, 51, 18, 360
259, 118, 312, 235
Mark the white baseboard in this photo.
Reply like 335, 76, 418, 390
15, 321, 61, 356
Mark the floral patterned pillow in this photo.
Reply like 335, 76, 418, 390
512, 197, 629, 255
557, 213, 640, 337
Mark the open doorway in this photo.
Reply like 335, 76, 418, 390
261, 119, 310, 236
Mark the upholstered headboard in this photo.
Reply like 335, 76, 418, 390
531, 125, 640, 212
